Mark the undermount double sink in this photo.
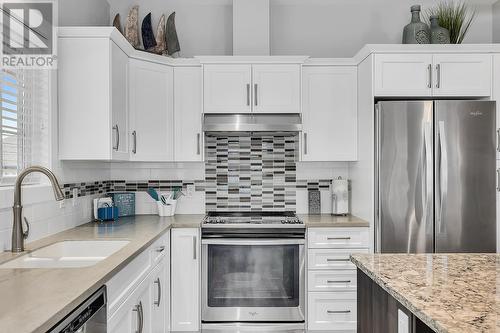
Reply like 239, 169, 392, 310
0, 240, 130, 269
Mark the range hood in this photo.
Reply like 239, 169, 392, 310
203, 114, 302, 132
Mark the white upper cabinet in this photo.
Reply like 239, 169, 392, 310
302, 66, 357, 161
203, 65, 252, 113
432, 54, 492, 97
374, 53, 492, 97
203, 63, 301, 113
174, 67, 203, 161
129, 59, 174, 161
58, 38, 129, 160
374, 54, 433, 97
252, 64, 301, 113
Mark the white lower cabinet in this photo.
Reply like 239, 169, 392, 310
107, 231, 170, 333
307, 227, 369, 332
308, 292, 357, 331
108, 273, 152, 333
150, 259, 168, 333
171, 228, 200, 332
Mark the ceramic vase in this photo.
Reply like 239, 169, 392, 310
430, 15, 450, 44
402, 5, 430, 44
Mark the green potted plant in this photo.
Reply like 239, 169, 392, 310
426, 1, 476, 44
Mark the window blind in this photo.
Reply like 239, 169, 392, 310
0, 69, 49, 185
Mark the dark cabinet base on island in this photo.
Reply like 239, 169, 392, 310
357, 269, 434, 333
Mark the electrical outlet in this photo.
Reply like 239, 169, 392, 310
59, 199, 65, 209
186, 184, 195, 197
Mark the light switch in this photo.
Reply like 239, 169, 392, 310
398, 309, 410, 333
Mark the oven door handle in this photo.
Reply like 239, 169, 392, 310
202, 238, 305, 245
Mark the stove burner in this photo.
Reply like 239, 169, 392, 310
203, 212, 303, 226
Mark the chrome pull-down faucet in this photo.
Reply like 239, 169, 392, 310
12, 166, 64, 252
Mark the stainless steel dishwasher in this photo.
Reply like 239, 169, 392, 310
48, 286, 107, 333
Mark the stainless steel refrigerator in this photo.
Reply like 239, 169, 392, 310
375, 100, 496, 253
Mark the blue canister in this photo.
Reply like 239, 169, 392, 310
97, 206, 119, 221
111, 193, 135, 217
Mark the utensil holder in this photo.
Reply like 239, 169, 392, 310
157, 199, 177, 217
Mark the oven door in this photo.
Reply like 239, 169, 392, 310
202, 238, 305, 323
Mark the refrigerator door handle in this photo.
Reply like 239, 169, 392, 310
437, 121, 448, 234
423, 122, 433, 235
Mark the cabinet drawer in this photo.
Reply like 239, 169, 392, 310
308, 228, 369, 249
106, 248, 152, 317
308, 292, 357, 331
308, 248, 369, 270
150, 230, 170, 265
308, 270, 357, 292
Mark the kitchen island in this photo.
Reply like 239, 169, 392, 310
351, 253, 499, 333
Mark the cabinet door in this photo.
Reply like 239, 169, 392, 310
150, 261, 167, 333
302, 66, 357, 161
129, 59, 174, 161
108, 276, 152, 333
495, 55, 500, 160
203, 64, 252, 113
110, 41, 129, 160
171, 228, 200, 331
174, 67, 203, 161
252, 64, 301, 113
374, 54, 433, 97
433, 54, 492, 97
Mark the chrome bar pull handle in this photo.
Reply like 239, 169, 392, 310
497, 129, 500, 152
436, 64, 441, 88
246, 84, 250, 106
254, 84, 258, 106
113, 124, 119, 151
193, 236, 197, 260
197, 133, 201, 155
327, 280, 351, 284
327, 237, 351, 240
427, 64, 432, 88
133, 301, 143, 333
154, 278, 161, 306
326, 258, 350, 262
132, 130, 137, 154
497, 168, 500, 192
156, 245, 165, 253
327, 310, 351, 314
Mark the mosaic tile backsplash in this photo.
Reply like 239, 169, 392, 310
204, 134, 299, 212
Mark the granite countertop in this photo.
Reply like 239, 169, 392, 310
0, 214, 204, 333
300, 214, 369, 227
351, 253, 500, 333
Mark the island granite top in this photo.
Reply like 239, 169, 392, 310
351, 253, 500, 333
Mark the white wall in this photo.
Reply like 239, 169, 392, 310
271, 0, 495, 57
494, 0, 500, 42
59, 0, 110, 26
108, 0, 233, 57
108, 0, 494, 57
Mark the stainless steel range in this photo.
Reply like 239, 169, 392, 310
201, 212, 306, 333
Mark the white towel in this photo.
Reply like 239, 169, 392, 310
332, 178, 349, 215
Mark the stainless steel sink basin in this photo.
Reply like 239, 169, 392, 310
0, 240, 129, 268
